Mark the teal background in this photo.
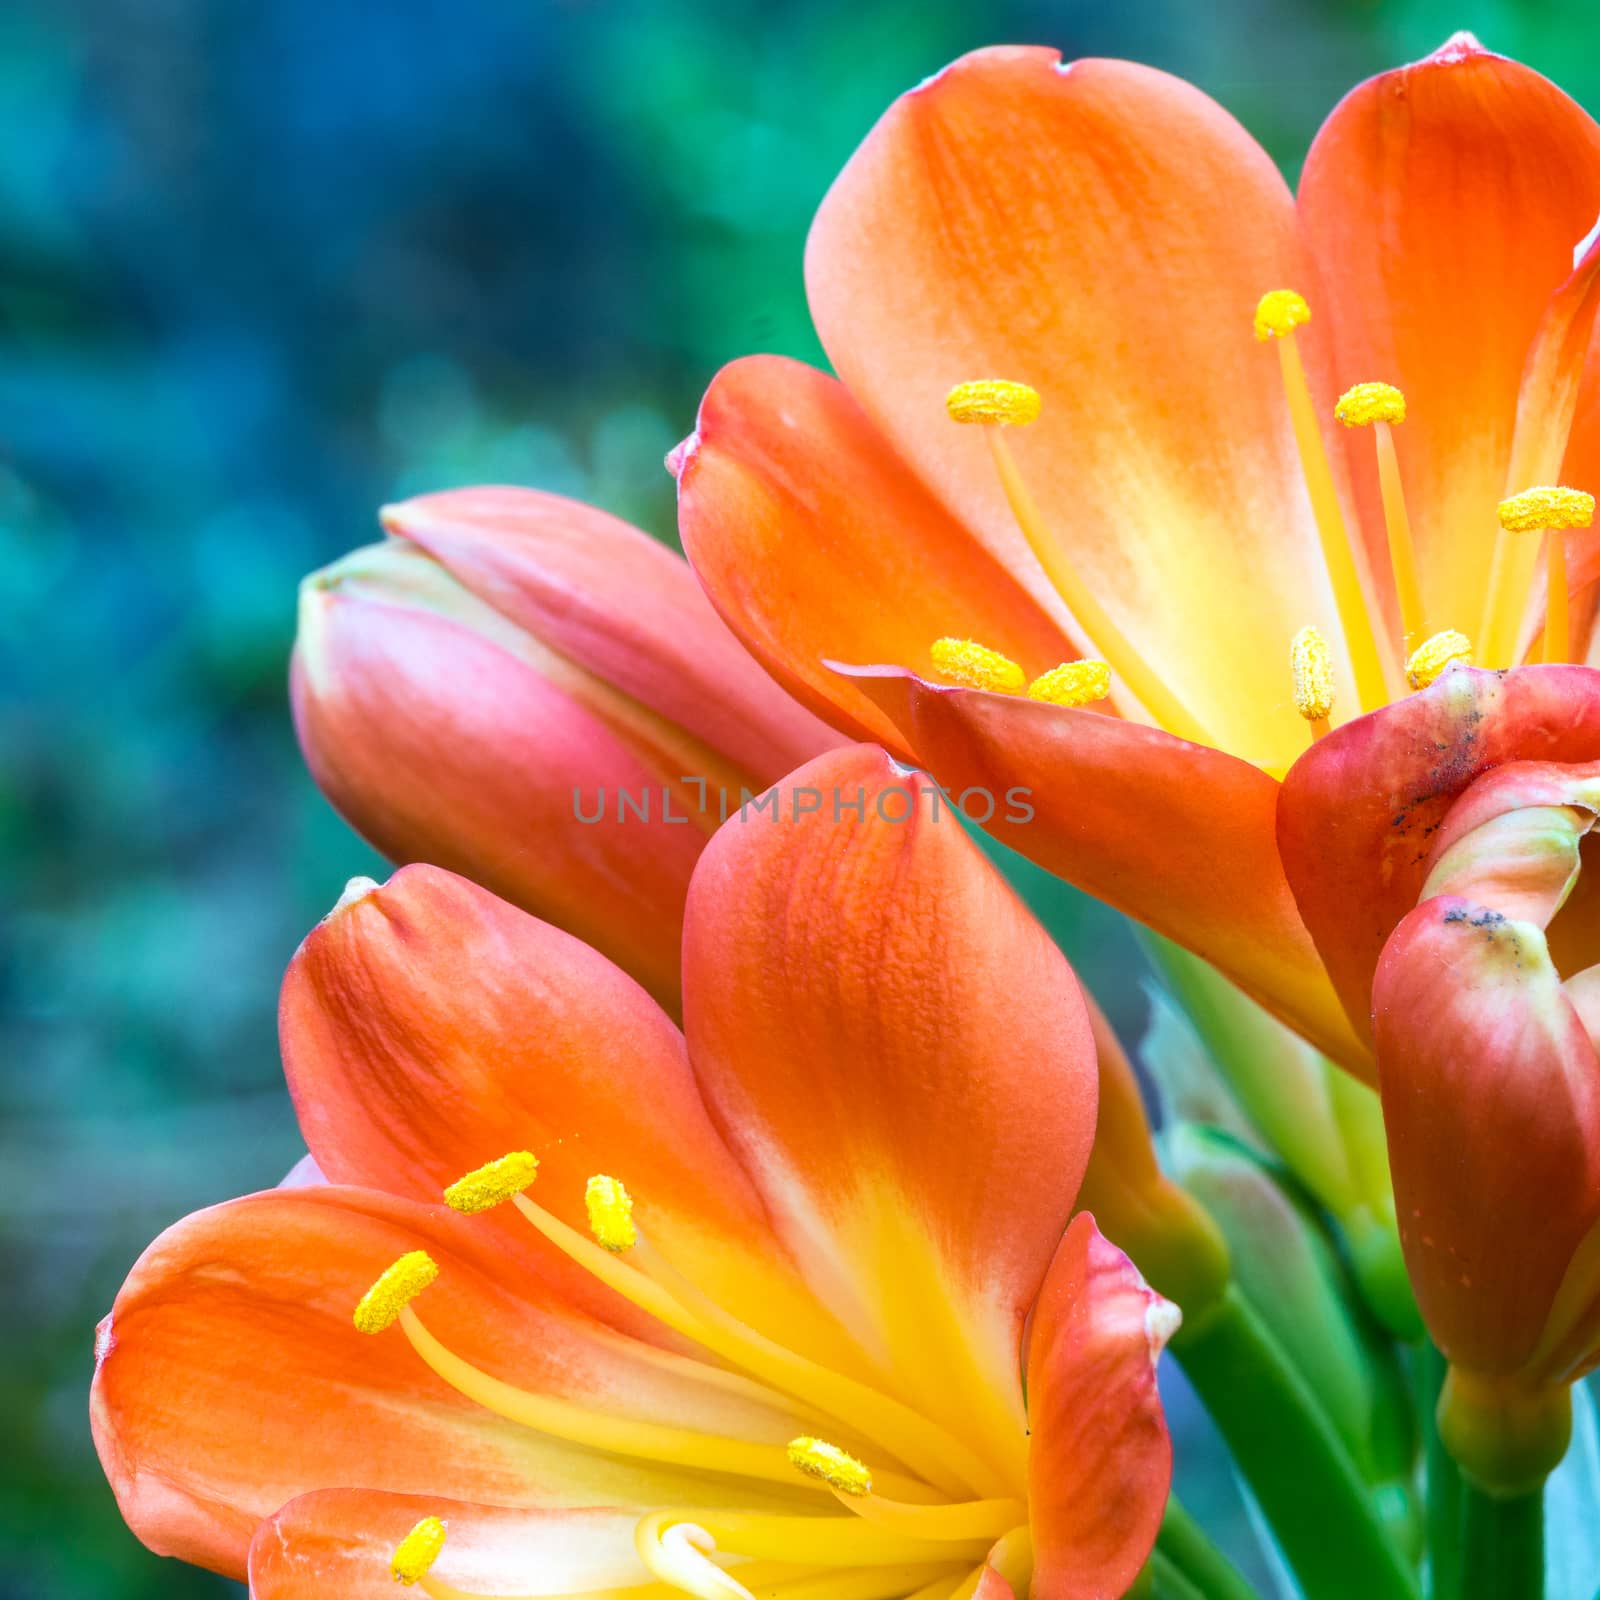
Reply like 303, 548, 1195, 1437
5, 1, 1599, 1595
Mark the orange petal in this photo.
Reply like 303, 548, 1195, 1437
292, 572, 702, 1011
1373, 899, 1600, 1374
675, 354, 1073, 750
837, 664, 1366, 1074
280, 864, 859, 1372
247, 1491, 652, 1599
1026, 1215, 1175, 1600
1299, 35, 1600, 653
1278, 663, 1600, 1045
806, 46, 1345, 764
91, 1186, 807, 1578
383, 486, 838, 782
681, 744, 1097, 1488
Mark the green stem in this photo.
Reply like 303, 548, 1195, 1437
1458, 1483, 1542, 1600
1175, 1285, 1420, 1600
1158, 1498, 1262, 1600
1146, 1551, 1207, 1600
1418, 1340, 1463, 1600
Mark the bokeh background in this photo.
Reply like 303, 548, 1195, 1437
6, 0, 1600, 1594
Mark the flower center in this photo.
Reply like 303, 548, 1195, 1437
926, 293, 1598, 762
354, 1153, 1027, 1599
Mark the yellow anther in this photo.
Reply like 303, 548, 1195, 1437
585, 1174, 636, 1252
786, 1437, 873, 1497
1406, 630, 1473, 690
1497, 486, 1596, 532
353, 1251, 438, 1335
929, 637, 1026, 694
1335, 382, 1406, 427
1026, 659, 1111, 708
391, 1516, 446, 1585
444, 1151, 538, 1214
945, 380, 1041, 427
1253, 289, 1311, 342
1289, 626, 1335, 723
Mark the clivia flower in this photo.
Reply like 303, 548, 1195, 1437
293, 485, 839, 1013
671, 35, 1600, 1075
90, 746, 1177, 1599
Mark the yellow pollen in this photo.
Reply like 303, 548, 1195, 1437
1253, 289, 1311, 342
585, 1174, 637, 1252
945, 380, 1041, 427
929, 637, 1026, 694
1289, 626, 1335, 722
1335, 382, 1406, 427
353, 1251, 438, 1335
1496, 485, 1596, 532
1406, 630, 1473, 690
390, 1516, 445, 1585
1026, 660, 1111, 708
786, 1436, 873, 1497
443, 1151, 539, 1214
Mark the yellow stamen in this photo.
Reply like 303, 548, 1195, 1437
1334, 382, 1406, 427
637, 1510, 989, 1569
391, 1515, 445, 1585
353, 1251, 438, 1335
945, 380, 1041, 427
396, 1306, 820, 1488
507, 1191, 995, 1497
585, 1174, 637, 1252
1253, 289, 1310, 342
1336, 383, 1425, 645
1026, 660, 1110, 708
973, 418, 1212, 743
844, 1493, 1028, 1544
1256, 292, 1390, 710
1497, 486, 1595, 665
443, 1151, 538, 1214
1496, 486, 1596, 532
1405, 630, 1473, 691
928, 637, 1026, 694
788, 1436, 872, 1496
1289, 625, 1334, 734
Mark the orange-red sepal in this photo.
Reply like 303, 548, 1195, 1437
1279, 664, 1600, 1042
1026, 1214, 1175, 1600
1373, 896, 1600, 1374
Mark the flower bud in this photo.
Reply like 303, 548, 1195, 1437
292, 488, 838, 1012
1372, 757, 1600, 1482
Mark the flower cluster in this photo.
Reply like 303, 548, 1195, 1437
92, 28, 1600, 1600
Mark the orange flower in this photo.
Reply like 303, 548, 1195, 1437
673, 36, 1600, 1073
293, 485, 839, 1013
92, 746, 1175, 1599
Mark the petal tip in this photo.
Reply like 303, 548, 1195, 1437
665, 431, 700, 482
94, 1312, 114, 1371
327, 874, 383, 920
1144, 1297, 1182, 1358
1429, 29, 1487, 62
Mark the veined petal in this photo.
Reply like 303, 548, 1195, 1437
806, 45, 1346, 764
1373, 900, 1600, 1373
1278, 664, 1600, 1042
675, 354, 1073, 750
1299, 35, 1600, 653
1026, 1215, 1174, 1600
682, 744, 1097, 1489
292, 578, 702, 1011
90, 1187, 809, 1579
837, 664, 1367, 1074
383, 486, 838, 783
280, 865, 860, 1373
248, 1491, 650, 1599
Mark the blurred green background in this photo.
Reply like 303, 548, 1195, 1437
5, 0, 1599, 1595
